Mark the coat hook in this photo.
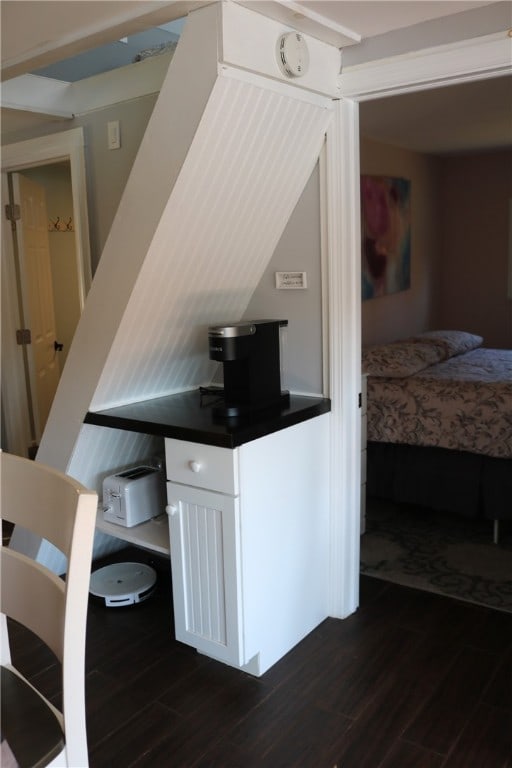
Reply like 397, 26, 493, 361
48, 216, 73, 232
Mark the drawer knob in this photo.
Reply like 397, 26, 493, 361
166, 504, 178, 516
189, 460, 202, 473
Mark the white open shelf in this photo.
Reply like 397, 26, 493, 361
95, 506, 170, 555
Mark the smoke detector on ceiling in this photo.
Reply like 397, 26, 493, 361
276, 32, 309, 78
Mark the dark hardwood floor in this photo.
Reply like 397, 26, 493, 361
8, 546, 512, 767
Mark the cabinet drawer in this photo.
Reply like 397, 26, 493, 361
165, 438, 238, 495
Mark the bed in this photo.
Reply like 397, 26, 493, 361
363, 330, 512, 538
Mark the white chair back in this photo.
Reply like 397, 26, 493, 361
1, 451, 97, 768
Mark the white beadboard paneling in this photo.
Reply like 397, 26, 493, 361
92, 76, 332, 409
24, 531, 130, 579
184, 502, 226, 644
89, 529, 128, 563
68, 424, 164, 494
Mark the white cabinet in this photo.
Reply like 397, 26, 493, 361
165, 413, 330, 676
165, 438, 243, 662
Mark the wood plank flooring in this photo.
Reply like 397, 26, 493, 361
7, 546, 512, 767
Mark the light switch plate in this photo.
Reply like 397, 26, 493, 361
275, 271, 307, 289
107, 120, 121, 150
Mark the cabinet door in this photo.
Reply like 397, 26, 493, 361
167, 483, 243, 665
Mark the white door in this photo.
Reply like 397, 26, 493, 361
12, 173, 62, 441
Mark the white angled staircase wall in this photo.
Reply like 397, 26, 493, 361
13, 3, 337, 572
91, 74, 332, 409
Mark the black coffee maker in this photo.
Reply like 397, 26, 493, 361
208, 319, 289, 417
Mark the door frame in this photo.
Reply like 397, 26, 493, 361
325, 30, 511, 619
1, 127, 92, 456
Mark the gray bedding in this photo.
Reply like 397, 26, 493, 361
364, 332, 512, 460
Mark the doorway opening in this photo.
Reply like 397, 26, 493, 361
1, 128, 91, 458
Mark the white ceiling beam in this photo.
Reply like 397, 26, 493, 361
238, 0, 360, 47
1, 1, 211, 81
339, 30, 512, 100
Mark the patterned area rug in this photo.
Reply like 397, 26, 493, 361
360, 497, 512, 613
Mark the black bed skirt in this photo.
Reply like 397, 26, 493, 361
367, 442, 512, 521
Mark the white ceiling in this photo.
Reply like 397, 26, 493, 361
1, 0, 510, 154
360, 75, 512, 155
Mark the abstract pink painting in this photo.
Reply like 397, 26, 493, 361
361, 175, 411, 300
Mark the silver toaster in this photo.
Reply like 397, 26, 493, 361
103, 465, 164, 527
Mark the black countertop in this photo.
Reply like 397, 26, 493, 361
85, 389, 331, 448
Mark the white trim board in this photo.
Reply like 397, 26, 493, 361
339, 30, 512, 100
323, 99, 362, 619
326, 28, 509, 620
238, 0, 361, 48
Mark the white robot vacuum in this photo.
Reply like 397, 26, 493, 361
89, 562, 157, 607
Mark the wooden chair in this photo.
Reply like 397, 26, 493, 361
1, 451, 98, 768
